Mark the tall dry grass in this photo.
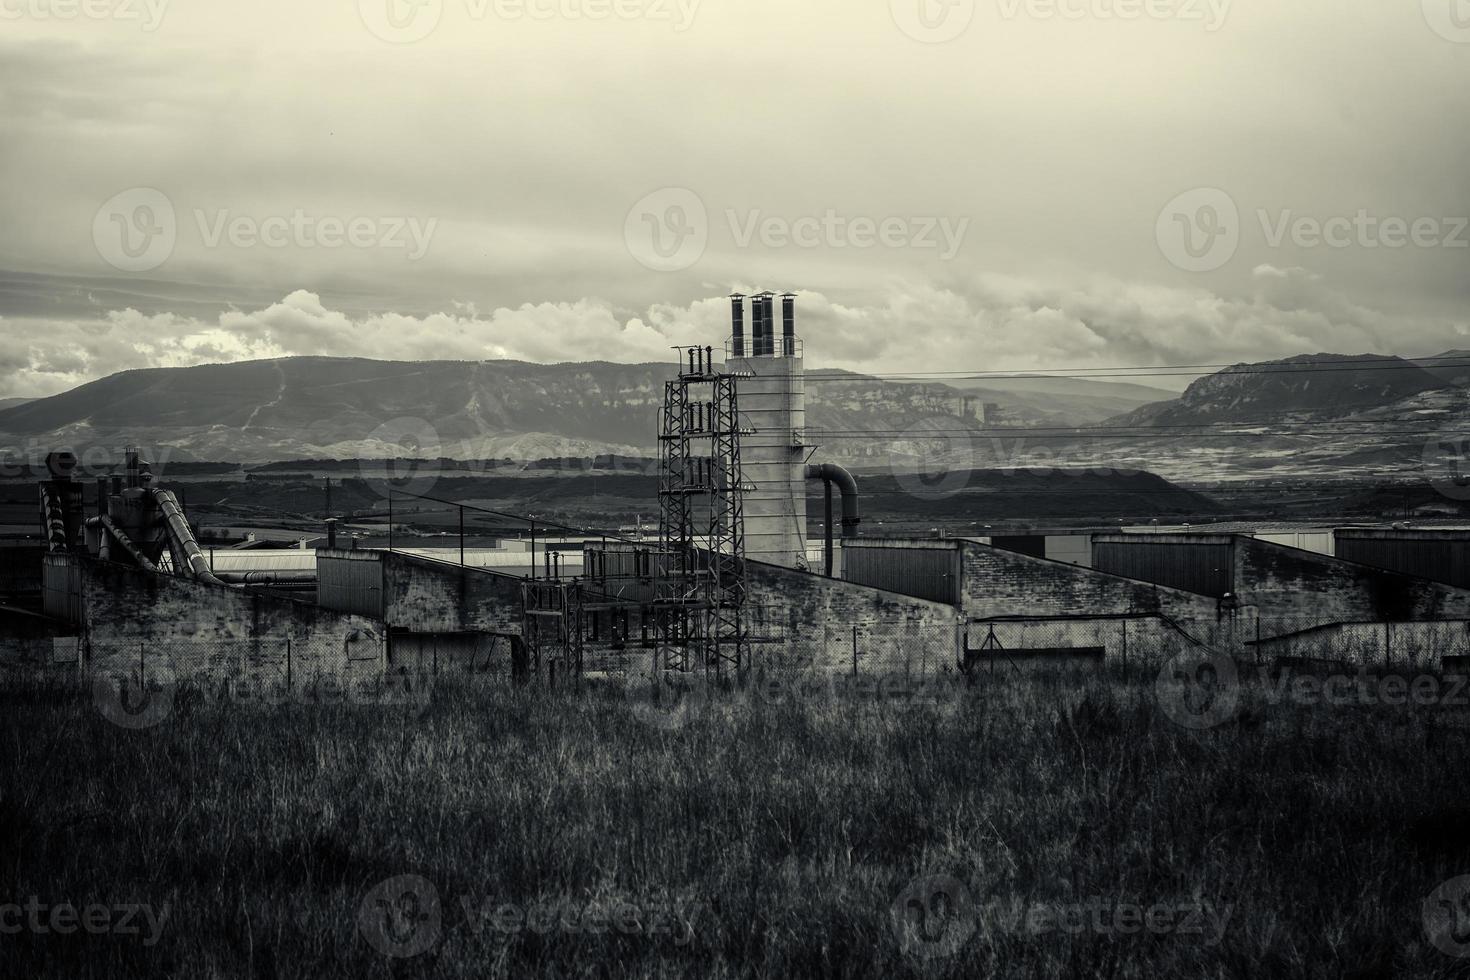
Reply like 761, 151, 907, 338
1, 668, 1466, 978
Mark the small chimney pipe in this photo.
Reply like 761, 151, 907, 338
781, 292, 795, 357
730, 293, 746, 357
751, 293, 766, 356
760, 292, 776, 356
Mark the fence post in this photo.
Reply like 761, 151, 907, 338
286, 637, 292, 696
1121, 619, 1128, 673
852, 625, 858, 677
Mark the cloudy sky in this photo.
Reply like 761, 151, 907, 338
1, 0, 1467, 398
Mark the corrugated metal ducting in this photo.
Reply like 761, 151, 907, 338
842, 542, 960, 606
40, 554, 82, 625
1335, 530, 1470, 590
1092, 537, 1234, 597
316, 555, 385, 619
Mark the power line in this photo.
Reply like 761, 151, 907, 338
799, 353, 1470, 384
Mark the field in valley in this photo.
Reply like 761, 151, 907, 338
2, 670, 1469, 978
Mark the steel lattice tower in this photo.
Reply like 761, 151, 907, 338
656, 346, 749, 673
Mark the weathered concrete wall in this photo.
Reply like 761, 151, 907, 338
1231, 535, 1470, 629
963, 615, 1195, 669
57, 555, 385, 679
745, 558, 959, 672
954, 539, 1233, 627
1086, 533, 1470, 639
1247, 620, 1470, 670
319, 550, 525, 635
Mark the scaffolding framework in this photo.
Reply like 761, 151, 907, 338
656, 346, 749, 673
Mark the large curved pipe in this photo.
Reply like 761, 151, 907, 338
151, 489, 227, 586
214, 570, 317, 585
99, 515, 159, 573
805, 462, 860, 577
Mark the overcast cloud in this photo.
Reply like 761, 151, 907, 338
1, 0, 1467, 397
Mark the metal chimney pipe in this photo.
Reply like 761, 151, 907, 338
730, 293, 746, 357
750, 292, 766, 356
781, 292, 795, 357
759, 292, 776, 356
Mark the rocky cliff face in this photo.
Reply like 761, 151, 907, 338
1109, 354, 1447, 427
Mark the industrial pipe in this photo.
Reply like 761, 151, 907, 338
781, 292, 795, 357
99, 515, 159, 573
805, 462, 860, 577
730, 293, 746, 357
151, 489, 227, 586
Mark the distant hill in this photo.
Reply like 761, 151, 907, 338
1412, 349, 1470, 387
0, 397, 33, 412
0, 355, 1171, 465
1107, 353, 1446, 427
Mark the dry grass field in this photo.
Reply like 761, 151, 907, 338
2, 668, 1468, 978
